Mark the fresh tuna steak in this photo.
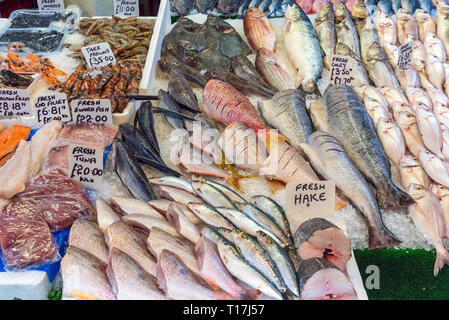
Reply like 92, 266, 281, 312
69, 219, 108, 264
294, 218, 352, 270
324, 84, 414, 209
106, 248, 166, 300
297, 257, 357, 300
61, 246, 115, 300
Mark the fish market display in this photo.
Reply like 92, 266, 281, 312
0, 29, 65, 53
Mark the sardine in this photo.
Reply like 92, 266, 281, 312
324, 84, 414, 209
191, 180, 237, 209
315, 2, 337, 70
308, 132, 401, 248
284, 2, 323, 92
251, 195, 292, 240
188, 203, 236, 229
244, 7, 276, 52
255, 48, 296, 92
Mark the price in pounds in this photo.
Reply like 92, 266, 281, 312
114, 0, 139, 17
35, 92, 71, 125
330, 55, 355, 86
82, 43, 116, 69
71, 99, 113, 125
0, 89, 32, 117
75, 114, 109, 124
89, 55, 115, 68
69, 144, 104, 190
71, 163, 104, 180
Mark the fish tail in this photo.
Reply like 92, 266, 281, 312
434, 248, 449, 276
376, 183, 415, 210
368, 226, 401, 249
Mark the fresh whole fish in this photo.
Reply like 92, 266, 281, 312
195, 0, 219, 13
397, 8, 419, 43
217, 0, 245, 15
158, 89, 186, 129
158, 56, 208, 88
374, 10, 397, 46
314, 2, 337, 70
105, 221, 157, 277
376, 117, 406, 166
69, 219, 108, 264
191, 179, 237, 209
166, 202, 201, 243
396, 67, 422, 89
365, 42, 401, 88
308, 132, 401, 248
395, 111, 426, 157
203, 179, 247, 204
415, 106, 444, 158
134, 101, 160, 155
195, 237, 250, 299
418, 150, 449, 188
297, 257, 357, 300
377, 0, 393, 14
444, 63, 449, 98
427, 88, 449, 129
399, 153, 430, 189
255, 48, 296, 92
149, 176, 194, 194
441, 124, 449, 160
107, 248, 166, 300
244, 7, 276, 52
204, 68, 275, 99
216, 237, 283, 300
324, 84, 414, 209
172, 0, 195, 16
417, 0, 432, 13
352, 0, 379, 63
114, 139, 157, 202
411, 39, 427, 72
406, 86, 432, 110
431, 183, 449, 234
61, 246, 116, 300
159, 185, 203, 206
258, 89, 311, 146
355, 85, 391, 112
407, 184, 449, 276
425, 52, 445, 90
231, 55, 272, 90
436, 1, 449, 56
417, 10, 437, 42
401, 0, 417, 13
284, 2, 323, 93
156, 250, 231, 300
188, 203, 236, 229
335, 43, 370, 86
168, 77, 200, 113
335, 2, 361, 58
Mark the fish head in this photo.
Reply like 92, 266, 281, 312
244, 7, 265, 20
407, 183, 427, 200
335, 42, 353, 56
397, 8, 412, 18
397, 111, 417, 127
377, 116, 395, 131
285, 2, 308, 22
399, 153, 420, 168
366, 42, 382, 60
316, 2, 335, 22
334, 2, 349, 23
432, 184, 449, 198
351, 0, 368, 19
415, 9, 429, 22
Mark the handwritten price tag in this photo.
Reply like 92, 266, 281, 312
330, 55, 355, 85
81, 43, 116, 69
0, 89, 32, 117
69, 144, 104, 190
71, 99, 113, 125
114, 0, 139, 17
398, 41, 413, 70
35, 92, 71, 124
286, 181, 336, 220
38, 0, 65, 11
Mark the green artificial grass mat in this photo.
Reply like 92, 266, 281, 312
354, 249, 449, 300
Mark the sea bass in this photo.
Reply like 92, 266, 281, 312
324, 84, 414, 209
284, 2, 323, 92
308, 132, 400, 248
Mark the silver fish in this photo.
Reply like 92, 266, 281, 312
315, 2, 337, 70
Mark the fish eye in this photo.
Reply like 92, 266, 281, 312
417, 185, 423, 190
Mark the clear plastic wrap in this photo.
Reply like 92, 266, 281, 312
0, 215, 60, 270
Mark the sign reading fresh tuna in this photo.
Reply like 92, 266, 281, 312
114, 0, 139, 17
38, 0, 65, 11
82, 42, 116, 69
0, 89, 32, 117
286, 181, 335, 218
69, 144, 104, 190
330, 55, 355, 85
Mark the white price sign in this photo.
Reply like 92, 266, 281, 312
69, 144, 104, 190
114, 0, 139, 17
398, 42, 413, 70
81, 43, 116, 69
38, 0, 65, 11
70, 99, 113, 125
0, 89, 32, 117
35, 92, 71, 124
330, 55, 355, 85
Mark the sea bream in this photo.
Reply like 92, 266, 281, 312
424, 32, 446, 62
399, 153, 431, 189
416, 9, 436, 42
376, 117, 406, 166
436, 1, 449, 57
324, 84, 414, 209
283, 2, 323, 93
244, 7, 276, 52
374, 10, 397, 47
365, 42, 401, 88
441, 124, 449, 160
418, 150, 449, 188
416, 106, 444, 158
408, 184, 449, 276
314, 2, 337, 70
335, 2, 361, 58
395, 111, 426, 157
431, 183, 449, 234
396, 8, 419, 44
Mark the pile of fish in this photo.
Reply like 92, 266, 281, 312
61, 175, 357, 300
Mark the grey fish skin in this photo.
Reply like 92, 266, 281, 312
314, 2, 337, 70
204, 179, 247, 204
365, 42, 401, 88
168, 77, 200, 113
187, 203, 236, 229
217, 0, 245, 15
251, 195, 292, 243
204, 69, 275, 99
324, 85, 414, 210
231, 229, 287, 293
239, 203, 293, 248
172, 0, 195, 16
308, 131, 401, 249
284, 2, 323, 93
202, 225, 236, 246
158, 89, 186, 130
335, 42, 370, 86
259, 89, 311, 146
114, 139, 157, 202
191, 180, 237, 209
216, 237, 283, 300
256, 230, 299, 297
158, 56, 207, 88
231, 55, 272, 91
335, 3, 361, 58
195, 0, 219, 14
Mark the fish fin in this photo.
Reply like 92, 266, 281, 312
434, 249, 449, 276
259, 130, 290, 148
152, 107, 197, 122
335, 196, 349, 210
376, 183, 415, 210
368, 225, 401, 249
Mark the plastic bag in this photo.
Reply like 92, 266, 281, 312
0, 215, 60, 270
